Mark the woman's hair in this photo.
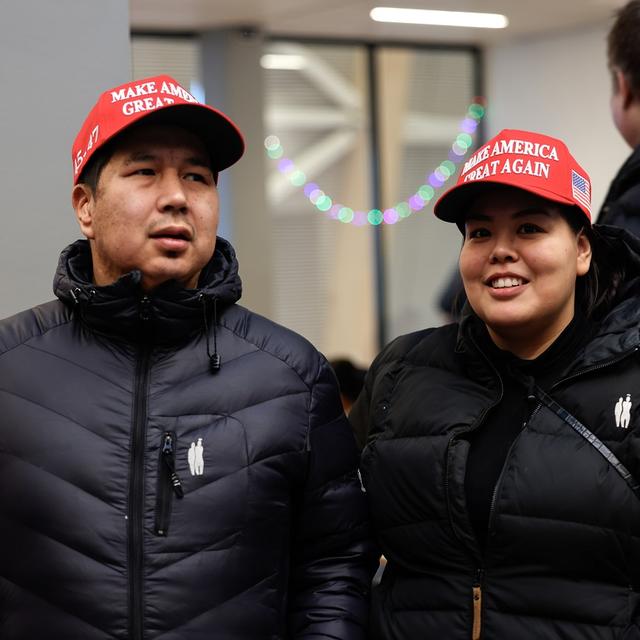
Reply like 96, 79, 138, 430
562, 205, 626, 321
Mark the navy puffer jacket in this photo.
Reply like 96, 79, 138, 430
0, 238, 374, 640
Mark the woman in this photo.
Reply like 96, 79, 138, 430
351, 129, 640, 640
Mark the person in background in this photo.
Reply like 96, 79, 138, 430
436, 267, 466, 322
330, 358, 366, 414
0, 75, 374, 640
598, 0, 640, 234
351, 128, 640, 639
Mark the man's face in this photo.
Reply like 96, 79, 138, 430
72, 123, 219, 291
609, 67, 637, 148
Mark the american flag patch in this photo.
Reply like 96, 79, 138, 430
571, 170, 591, 212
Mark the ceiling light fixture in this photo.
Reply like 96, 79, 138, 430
370, 7, 509, 29
260, 54, 307, 70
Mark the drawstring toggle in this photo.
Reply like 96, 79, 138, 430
200, 294, 221, 375
209, 353, 221, 373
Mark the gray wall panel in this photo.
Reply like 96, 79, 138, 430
1, 0, 130, 317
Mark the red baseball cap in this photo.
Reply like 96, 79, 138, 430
433, 129, 591, 225
71, 74, 245, 184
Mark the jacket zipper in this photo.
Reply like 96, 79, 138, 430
549, 345, 639, 392
486, 402, 541, 535
128, 296, 152, 640
444, 332, 504, 640
444, 403, 495, 547
467, 401, 541, 640
155, 431, 184, 536
444, 329, 504, 551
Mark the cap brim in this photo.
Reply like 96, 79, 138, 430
433, 179, 578, 225
128, 103, 245, 172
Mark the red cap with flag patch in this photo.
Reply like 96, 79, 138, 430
433, 129, 591, 224
71, 74, 245, 185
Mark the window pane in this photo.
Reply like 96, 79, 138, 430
264, 40, 376, 364
131, 35, 200, 91
377, 47, 479, 339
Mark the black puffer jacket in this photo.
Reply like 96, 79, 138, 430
352, 227, 640, 639
597, 145, 640, 238
0, 238, 373, 640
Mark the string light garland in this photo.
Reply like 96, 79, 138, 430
264, 99, 486, 226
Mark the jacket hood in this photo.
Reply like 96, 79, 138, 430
53, 237, 242, 345
577, 224, 640, 365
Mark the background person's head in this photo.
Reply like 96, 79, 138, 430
70, 75, 244, 292
433, 129, 596, 358
608, 0, 640, 148
329, 358, 366, 414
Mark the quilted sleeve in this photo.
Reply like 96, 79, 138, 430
287, 358, 377, 639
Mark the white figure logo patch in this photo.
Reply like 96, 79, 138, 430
188, 438, 205, 476
614, 394, 632, 429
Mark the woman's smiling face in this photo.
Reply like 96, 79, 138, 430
459, 186, 592, 358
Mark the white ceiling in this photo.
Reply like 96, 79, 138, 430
130, 0, 626, 45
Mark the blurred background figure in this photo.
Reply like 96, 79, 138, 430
330, 358, 367, 415
436, 267, 466, 323
597, 0, 640, 234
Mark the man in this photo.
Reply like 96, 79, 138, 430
597, 0, 640, 233
0, 75, 374, 639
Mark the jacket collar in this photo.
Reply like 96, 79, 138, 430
600, 144, 640, 208
53, 237, 242, 345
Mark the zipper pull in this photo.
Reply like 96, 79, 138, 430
472, 569, 483, 640
162, 433, 174, 454
139, 295, 152, 321
162, 433, 184, 498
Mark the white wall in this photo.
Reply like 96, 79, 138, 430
485, 24, 629, 215
1, 0, 130, 318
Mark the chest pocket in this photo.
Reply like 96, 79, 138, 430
534, 385, 640, 499
150, 413, 250, 544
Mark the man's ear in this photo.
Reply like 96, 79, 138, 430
615, 68, 634, 110
72, 183, 96, 239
